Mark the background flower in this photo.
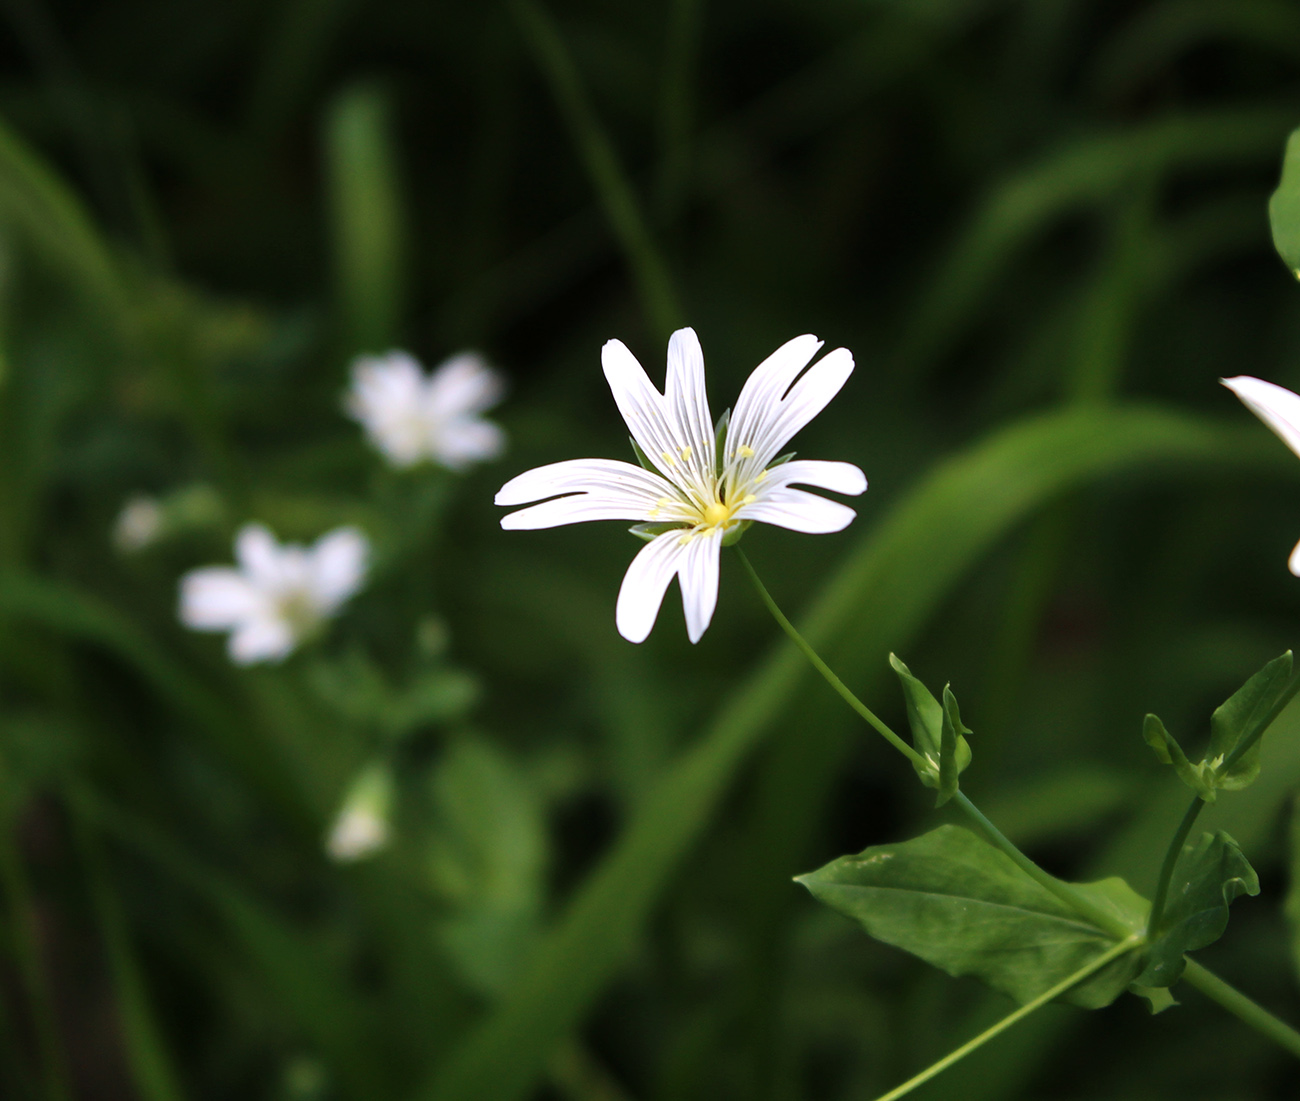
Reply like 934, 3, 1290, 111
347, 350, 506, 470
179, 524, 369, 663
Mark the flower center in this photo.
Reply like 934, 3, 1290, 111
701, 500, 732, 527
276, 588, 323, 636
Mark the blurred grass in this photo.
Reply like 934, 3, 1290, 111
0, 2, 1298, 1100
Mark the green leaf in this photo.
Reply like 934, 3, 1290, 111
797, 826, 1145, 1008
1137, 831, 1260, 988
1206, 651, 1292, 791
1129, 984, 1178, 1015
888, 655, 971, 805
1271, 126, 1300, 276
628, 435, 656, 472
939, 685, 972, 807
1143, 713, 1215, 801
1287, 797, 1300, 985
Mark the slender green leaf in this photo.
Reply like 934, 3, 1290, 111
1206, 650, 1292, 791
796, 826, 1146, 1008
1137, 831, 1259, 987
938, 685, 972, 807
422, 405, 1282, 1101
1143, 713, 1214, 800
888, 655, 970, 804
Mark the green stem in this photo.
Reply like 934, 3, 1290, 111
734, 549, 923, 768
735, 548, 1132, 939
873, 936, 1143, 1101
1181, 959, 1300, 1060
1146, 796, 1203, 940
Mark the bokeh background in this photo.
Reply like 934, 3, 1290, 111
3, 0, 1300, 1098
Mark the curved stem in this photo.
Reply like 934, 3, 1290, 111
1181, 959, 1300, 1060
734, 548, 923, 768
1146, 796, 1204, 940
735, 548, 1132, 939
873, 936, 1143, 1101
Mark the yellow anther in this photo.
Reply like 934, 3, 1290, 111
679, 445, 692, 461
742, 494, 756, 504
737, 444, 754, 458
661, 450, 677, 466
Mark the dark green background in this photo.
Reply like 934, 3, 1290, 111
2, 1, 1300, 1098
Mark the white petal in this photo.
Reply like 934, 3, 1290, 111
664, 327, 716, 482
496, 458, 677, 529
1289, 536, 1300, 577
309, 526, 369, 609
601, 338, 712, 493
179, 569, 264, 629
741, 347, 855, 467
616, 531, 688, 643
348, 352, 430, 466
760, 459, 867, 496
235, 524, 285, 588
1222, 376, 1300, 459
739, 489, 857, 533
425, 352, 505, 417
432, 417, 506, 470
728, 335, 823, 459
677, 532, 722, 643
228, 616, 296, 664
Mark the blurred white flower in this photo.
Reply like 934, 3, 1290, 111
346, 350, 506, 470
1224, 375, 1300, 575
113, 495, 164, 552
179, 523, 369, 664
325, 763, 392, 862
496, 327, 866, 643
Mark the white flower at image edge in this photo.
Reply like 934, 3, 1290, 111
1224, 375, 1300, 575
346, 350, 506, 470
179, 524, 369, 663
495, 327, 866, 643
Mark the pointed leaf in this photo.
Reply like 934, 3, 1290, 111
628, 436, 656, 472
1206, 651, 1292, 791
1137, 831, 1260, 988
796, 825, 1146, 1008
937, 685, 972, 807
889, 654, 943, 788
1143, 713, 1214, 801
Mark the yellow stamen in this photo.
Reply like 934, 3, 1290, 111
737, 444, 754, 458
679, 445, 692, 461
661, 450, 677, 467
702, 502, 731, 527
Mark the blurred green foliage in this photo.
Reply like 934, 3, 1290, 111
1, 1, 1300, 1099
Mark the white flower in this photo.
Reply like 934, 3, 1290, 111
113, 495, 164, 552
495, 327, 866, 643
1224, 375, 1300, 575
325, 763, 392, 862
179, 523, 369, 664
346, 350, 506, 470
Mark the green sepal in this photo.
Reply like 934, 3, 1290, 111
1205, 651, 1292, 792
1137, 830, 1259, 988
720, 520, 751, 547
889, 654, 972, 803
1129, 984, 1178, 1014
1143, 713, 1215, 801
796, 825, 1146, 1008
1270, 127, 1300, 278
629, 522, 681, 543
769, 451, 796, 468
713, 407, 731, 477
629, 435, 656, 472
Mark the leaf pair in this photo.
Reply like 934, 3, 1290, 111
890, 654, 971, 806
797, 825, 1146, 1008
1144, 652, 1292, 801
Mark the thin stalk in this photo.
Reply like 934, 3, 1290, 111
734, 549, 923, 768
1181, 959, 1300, 1060
873, 936, 1143, 1101
1146, 796, 1203, 940
736, 548, 1132, 939
512, 0, 685, 341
